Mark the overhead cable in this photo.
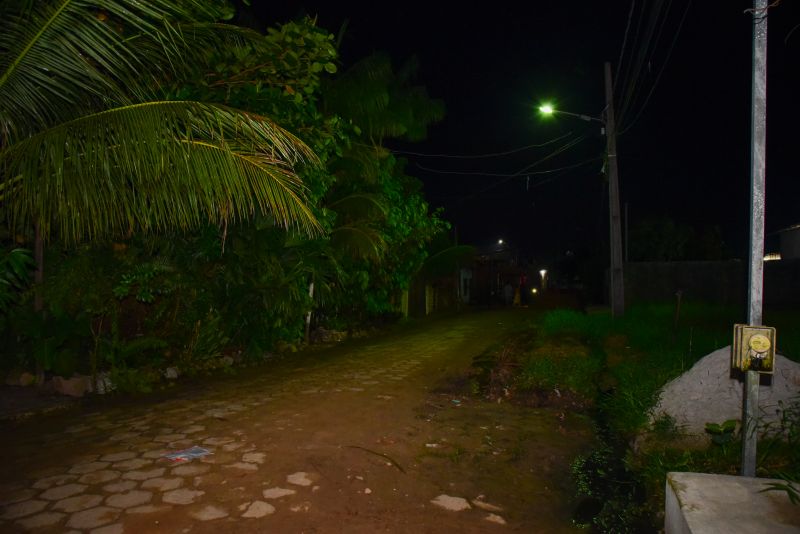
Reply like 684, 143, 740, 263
619, 0, 692, 135
413, 135, 588, 178
442, 157, 603, 206
384, 131, 574, 159
617, 0, 669, 125
614, 0, 638, 93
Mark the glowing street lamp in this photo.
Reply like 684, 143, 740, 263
537, 102, 603, 124
539, 269, 548, 292
537, 73, 625, 319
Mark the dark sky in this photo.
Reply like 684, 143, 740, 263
256, 1, 800, 262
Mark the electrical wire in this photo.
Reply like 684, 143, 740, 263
614, 0, 638, 94
786, 22, 800, 44
617, 0, 669, 125
415, 154, 600, 179
385, 131, 574, 159
514, 135, 588, 174
620, 0, 673, 123
618, 0, 692, 135
619, 1, 669, 124
618, 0, 665, 121
442, 157, 603, 206
413, 133, 602, 205
615, 0, 647, 115
413, 135, 588, 178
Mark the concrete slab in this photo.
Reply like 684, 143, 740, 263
665, 472, 800, 533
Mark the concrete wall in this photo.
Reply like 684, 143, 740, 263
624, 260, 745, 305
764, 259, 800, 306
780, 226, 800, 259
623, 259, 800, 307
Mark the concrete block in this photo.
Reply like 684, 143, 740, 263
665, 472, 800, 533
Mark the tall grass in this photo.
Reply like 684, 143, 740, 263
537, 301, 800, 532
537, 302, 798, 435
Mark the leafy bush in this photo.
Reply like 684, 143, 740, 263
0, 248, 33, 313
109, 366, 162, 394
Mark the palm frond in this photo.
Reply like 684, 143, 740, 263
0, 0, 239, 140
327, 193, 387, 221
330, 226, 385, 260
0, 101, 321, 243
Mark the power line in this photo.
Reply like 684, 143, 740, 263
614, 0, 638, 93
617, 0, 669, 125
615, 0, 648, 115
618, 0, 668, 123
415, 154, 600, 179
383, 131, 574, 159
415, 134, 601, 205
443, 157, 603, 206
619, 0, 692, 135
515, 135, 588, 174
413, 135, 588, 178
618, 0, 666, 120
619, 0, 672, 124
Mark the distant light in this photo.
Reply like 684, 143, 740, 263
539, 104, 554, 115
532, 288, 538, 294
764, 253, 781, 262
539, 269, 547, 278
498, 239, 504, 245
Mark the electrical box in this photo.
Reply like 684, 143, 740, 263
732, 324, 776, 374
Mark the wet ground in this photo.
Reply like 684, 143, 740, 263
0, 308, 595, 533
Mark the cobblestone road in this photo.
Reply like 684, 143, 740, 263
0, 309, 591, 533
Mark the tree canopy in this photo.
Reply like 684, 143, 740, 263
0, 5, 449, 389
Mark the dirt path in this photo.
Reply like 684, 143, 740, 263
0, 309, 594, 533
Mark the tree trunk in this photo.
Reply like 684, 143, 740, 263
34, 223, 45, 384
304, 280, 315, 344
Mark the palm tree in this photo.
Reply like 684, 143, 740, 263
0, 0, 321, 246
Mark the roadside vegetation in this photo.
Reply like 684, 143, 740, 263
471, 300, 800, 532
0, 2, 449, 393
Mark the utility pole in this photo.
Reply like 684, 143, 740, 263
604, 61, 625, 317
742, 0, 768, 478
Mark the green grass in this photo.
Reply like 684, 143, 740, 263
543, 302, 799, 436
540, 308, 608, 341
474, 300, 800, 533
517, 348, 603, 397
534, 301, 800, 533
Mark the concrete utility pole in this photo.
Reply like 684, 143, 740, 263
742, 0, 769, 478
604, 61, 625, 317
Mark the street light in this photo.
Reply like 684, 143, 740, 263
538, 103, 603, 125
539, 269, 547, 292
535, 63, 625, 318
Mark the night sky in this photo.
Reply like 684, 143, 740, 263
256, 1, 800, 263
